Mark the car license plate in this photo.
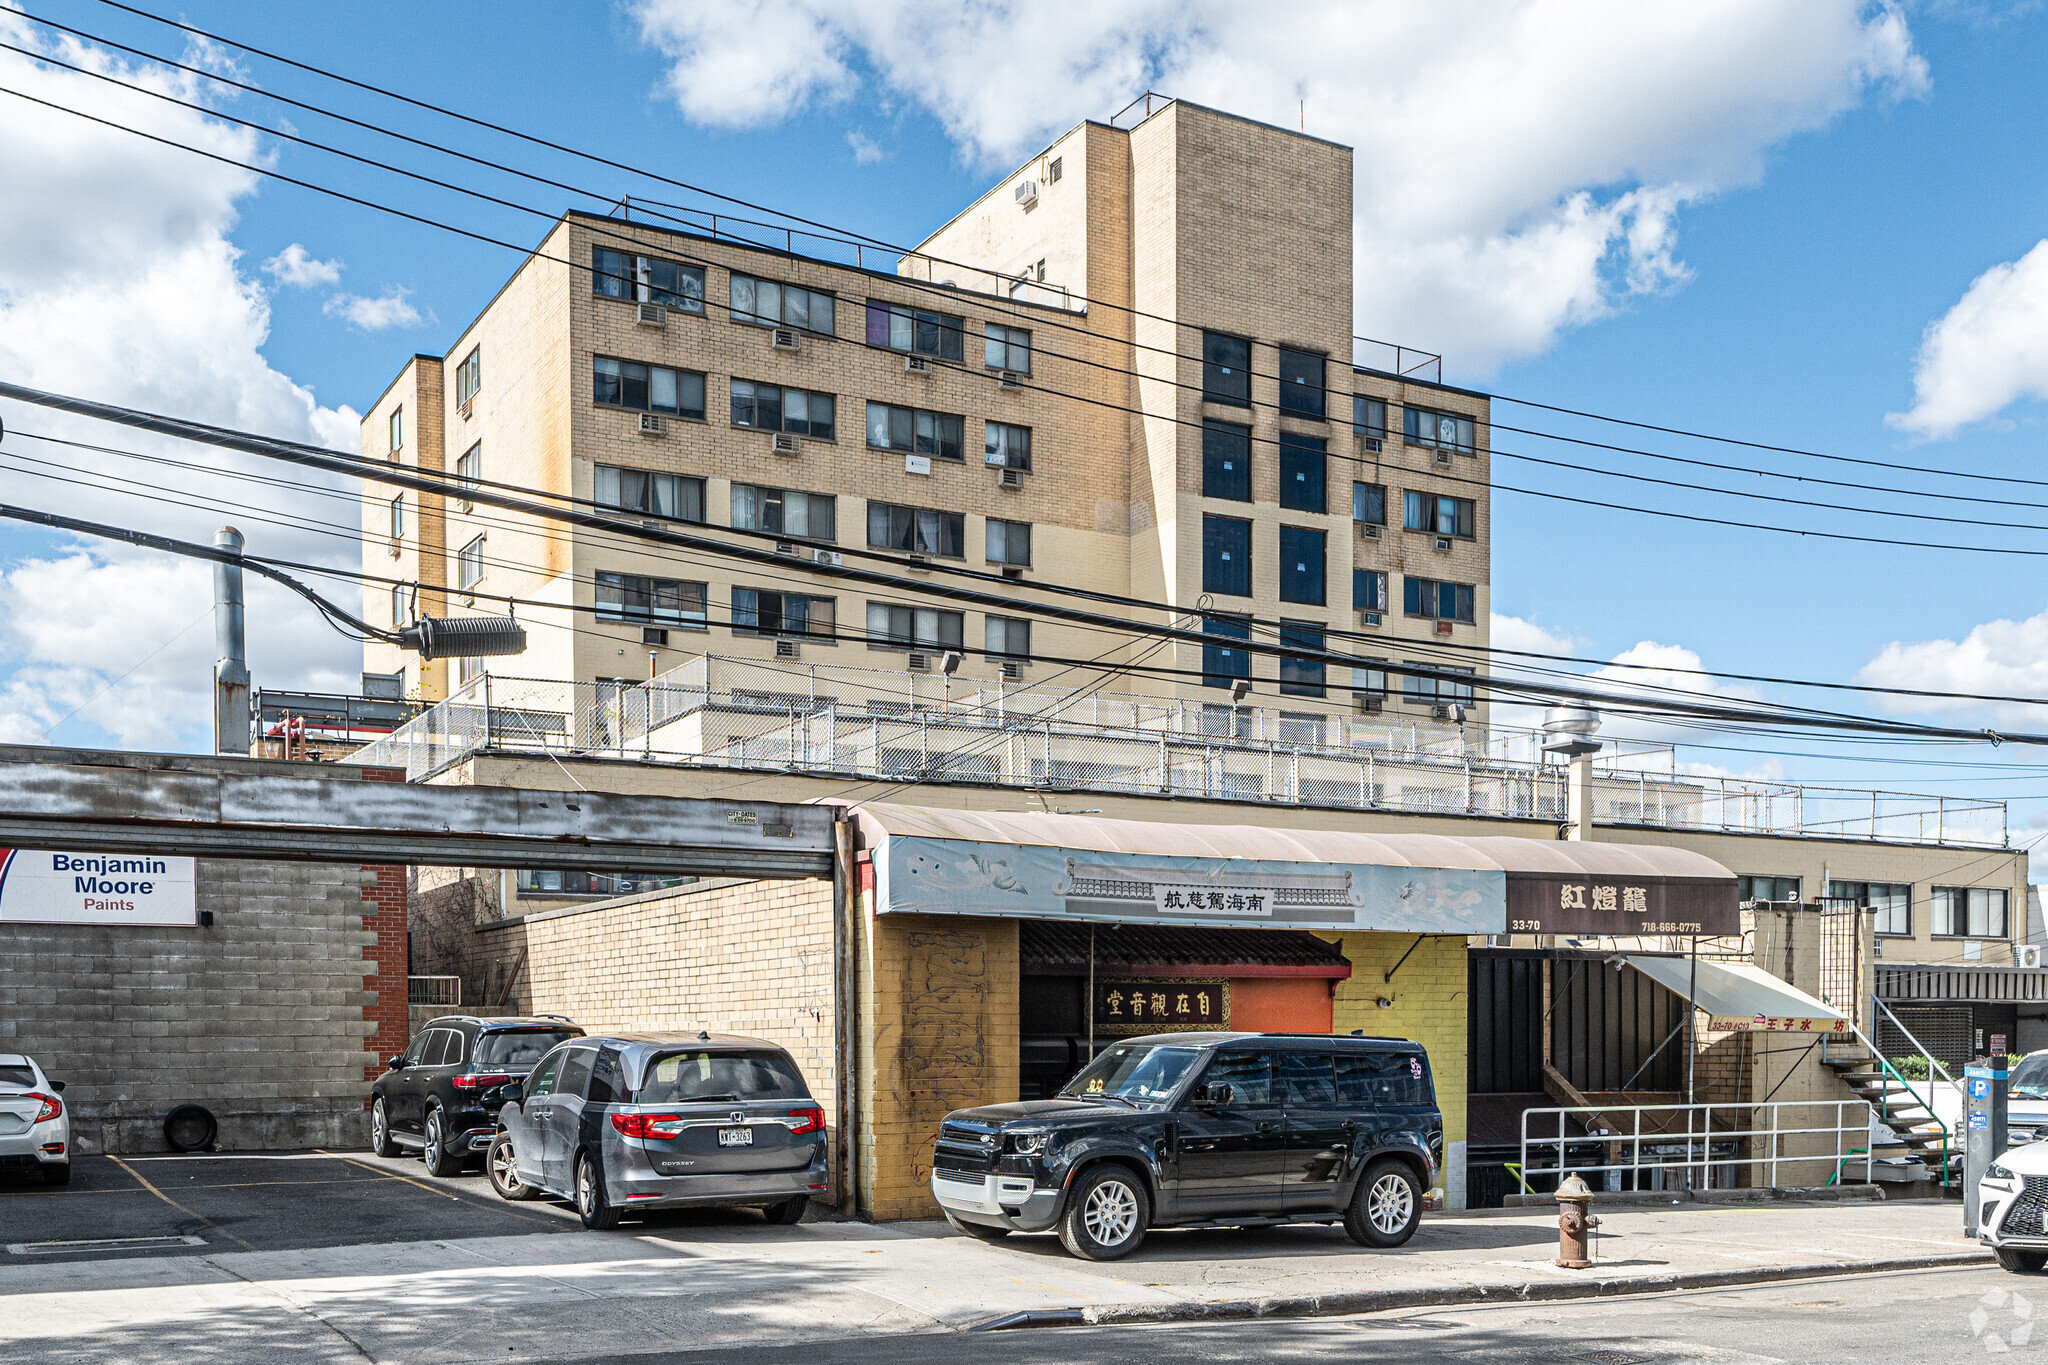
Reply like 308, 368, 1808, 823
718, 1127, 753, 1147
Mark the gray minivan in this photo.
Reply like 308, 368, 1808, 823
487, 1031, 828, 1229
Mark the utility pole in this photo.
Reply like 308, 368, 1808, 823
212, 526, 250, 755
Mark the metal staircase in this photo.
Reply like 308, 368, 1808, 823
1820, 1002, 1959, 1186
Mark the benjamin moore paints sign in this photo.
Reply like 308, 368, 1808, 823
0, 850, 199, 927
877, 834, 1505, 934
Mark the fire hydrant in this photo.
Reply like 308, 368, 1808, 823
1554, 1172, 1599, 1268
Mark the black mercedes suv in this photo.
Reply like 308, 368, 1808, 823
371, 1015, 583, 1176
931, 1032, 1442, 1260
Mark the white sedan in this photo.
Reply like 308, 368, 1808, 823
0, 1053, 70, 1186
1979, 1139, 2048, 1272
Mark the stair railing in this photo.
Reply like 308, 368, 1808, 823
1855, 998, 1960, 1188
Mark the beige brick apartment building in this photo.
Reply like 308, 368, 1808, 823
359, 99, 1490, 726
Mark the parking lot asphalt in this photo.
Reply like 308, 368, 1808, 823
0, 1149, 580, 1261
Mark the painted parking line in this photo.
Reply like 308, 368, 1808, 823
106, 1154, 255, 1251
314, 1150, 569, 1230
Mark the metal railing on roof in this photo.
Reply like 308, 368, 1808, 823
346, 660, 2007, 849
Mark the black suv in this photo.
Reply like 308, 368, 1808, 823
932, 1032, 1442, 1260
371, 1015, 583, 1176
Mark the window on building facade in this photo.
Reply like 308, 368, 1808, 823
388, 406, 403, 457
1403, 405, 1476, 454
1202, 331, 1252, 407
1202, 516, 1251, 596
456, 534, 485, 590
592, 248, 705, 312
457, 655, 484, 686
985, 616, 1032, 658
985, 517, 1032, 566
1353, 395, 1387, 439
1401, 662, 1476, 704
730, 380, 835, 438
597, 572, 708, 628
867, 502, 964, 557
1351, 659, 1388, 697
1353, 568, 1388, 611
734, 587, 834, 638
389, 494, 405, 542
456, 347, 481, 406
865, 403, 964, 460
1278, 347, 1326, 419
595, 464, 705, 522
1202, 615, 1251, 690
1829, 880, 1912, 936
866, 300, 964, 360
1737, 875, 1803, 905
391, 581, 409, 625
1279, 434, 1327, 513
1402, 575, 1475, 623
732, 484, 836, 540
1933, 885, 2010, 938
1203, 422, 1251, 501
984, 421, 1033, 470
1353, 482, 1386, 525
984, 323, 1032, 374
1278, 621, 1326, 697
866, 603, 963, 649
1403, 491, 1477, 537
593, 357, 707, 419
730, 274, 835, 334
1279, 525, 1325, 605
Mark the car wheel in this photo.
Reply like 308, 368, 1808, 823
945, 1212, 1012, 1242
763, 1195, 808, 1225
1998, 1247, 2048, 1274
1058, 1164, 1149, 1261
487, 1133, 538, 1201
421, 1107, 462, 1178
40, 1162, 70, 1188
370, 1098, 399, 1158
575, 1151, 620, 1230
1344, 1158, 1421, 1249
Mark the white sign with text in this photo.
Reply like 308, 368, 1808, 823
0, 850, 199, 926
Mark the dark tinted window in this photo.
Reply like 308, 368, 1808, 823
588, 1047, 627, 1105
1202, 615, 1251, 690
1203, 332, 1251, 406
0, 1064, 36, 1087
1279, 526, 1326, 605
1203, 516, 1252, 596
636, 1050, 808, 1103
526, 1049, 565, 1098
439, 1030, 467, 1066
476, 1029, 579, 1069
1279, 1051, 1336, 1105
1202, 1050, 1273, 1105
1202, 422, 1251, 501
1278, 347, 1325, 418
556, 1047, 594, 1100
1336, 1051, 1434, 1107
401, 1031, 434, 1065
1279, 435, 1326, 513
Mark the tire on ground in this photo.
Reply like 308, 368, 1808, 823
1058, 1163, 1150, 1261
1997, 1247, 2047, 1274
575, 1151, 621, 1230
421, 1107, 463, 1178
486, 1133, 539, 1200
1344, 1156, 1422, 1249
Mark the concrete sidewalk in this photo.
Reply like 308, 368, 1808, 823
0, 1197, 1987, 1362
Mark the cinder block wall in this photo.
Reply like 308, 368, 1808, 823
0, 858, 386, 1153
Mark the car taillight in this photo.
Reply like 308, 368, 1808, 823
452, 1073, 513, 1090
611, 1112, 687, 1139
788, 1106, 826, 1136
23, 1093, 61, 1124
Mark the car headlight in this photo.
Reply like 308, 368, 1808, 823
1010, 1133, 1047, 1156
1989, 1163, 2018, 1184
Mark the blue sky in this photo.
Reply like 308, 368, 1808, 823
3, 1, 2048, 849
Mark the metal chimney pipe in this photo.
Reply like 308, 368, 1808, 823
212, 526, 250, 755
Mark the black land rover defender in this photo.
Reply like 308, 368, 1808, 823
931, 1031, 1442, 1260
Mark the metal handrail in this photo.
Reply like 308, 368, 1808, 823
1867, 998, 1960, 1186
1517, 1100, 1873, 1193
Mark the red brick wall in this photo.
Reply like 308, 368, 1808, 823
357, 767, 410, 1095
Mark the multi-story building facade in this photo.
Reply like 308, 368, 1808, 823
358, 99, 1490, 729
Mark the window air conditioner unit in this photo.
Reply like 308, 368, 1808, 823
906, 652, 932, 672
771, 432, 801, 456
641, 627, 669, 647
771, 327, 800, 351
458, 399, 474, 422
1000, 565, 1024, 581
1432, 704, 1454, 721
998, 467, 1024, 489
905, 553, 930, 573
636, 302, 666, 328
775, 638, 802, 660
1358, 524, 1381, 541
1361, 437, 1383, 453
1434, 620, 1455, 636
2019, 944, 2045, 969
1356, 695, 1383, 715
905, 356, 932, 375
810, 549, 842, 568
999, 660, 1024, 682
775, 540, 799, 557
1014, 179, 1039, 209
1359, 610, 1382, 627
1433, 536, 1453, 552
638, 412, 666, 436
386, 538, 401, 560
1432, 451, 1453, 468
997, 370, 1024, 391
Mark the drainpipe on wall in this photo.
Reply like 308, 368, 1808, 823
212, 526, 250, 756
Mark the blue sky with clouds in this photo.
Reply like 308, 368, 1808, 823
4, 1, 2048, 844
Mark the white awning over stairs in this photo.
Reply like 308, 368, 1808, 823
1625, 954, 1846, 1030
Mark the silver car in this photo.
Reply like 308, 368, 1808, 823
0, 1053, 70, 1186
486, 1031, 828, 1229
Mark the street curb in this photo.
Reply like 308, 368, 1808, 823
966, 1251, 1993, 1332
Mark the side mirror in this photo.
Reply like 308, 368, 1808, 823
387, 1055, 406, 1070
1195, 1082, 1234, 1107
502, 1080, 524, 1103
50, 1080, 65, 1093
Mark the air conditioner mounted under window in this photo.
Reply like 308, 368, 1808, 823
638, 413, 666, 436
1432, 450, 1453, 468
998, 467, 1024, 489
997, 371, 1024, 391
1433, 536, 1453, 552
771, 327, 800, 351
906, 652, 931, 672
1359, 610, 1382, 627
775, 639, 801, 660
905, 356, 932, 375
999, 660, 1024, 681
771, 432, 801, 456
636, 302, 666, 328
1014, 180, 1039, 208
1359, 524, 1381, 541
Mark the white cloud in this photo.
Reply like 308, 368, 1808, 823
1859, 606, 2048, 726
630, 0, 1925, 373
323, 287, 425, 331
1887, 239, 2048, 440
262, 242, 342, 288
1490, 612, 1578, 658
845, 128, 886, 164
